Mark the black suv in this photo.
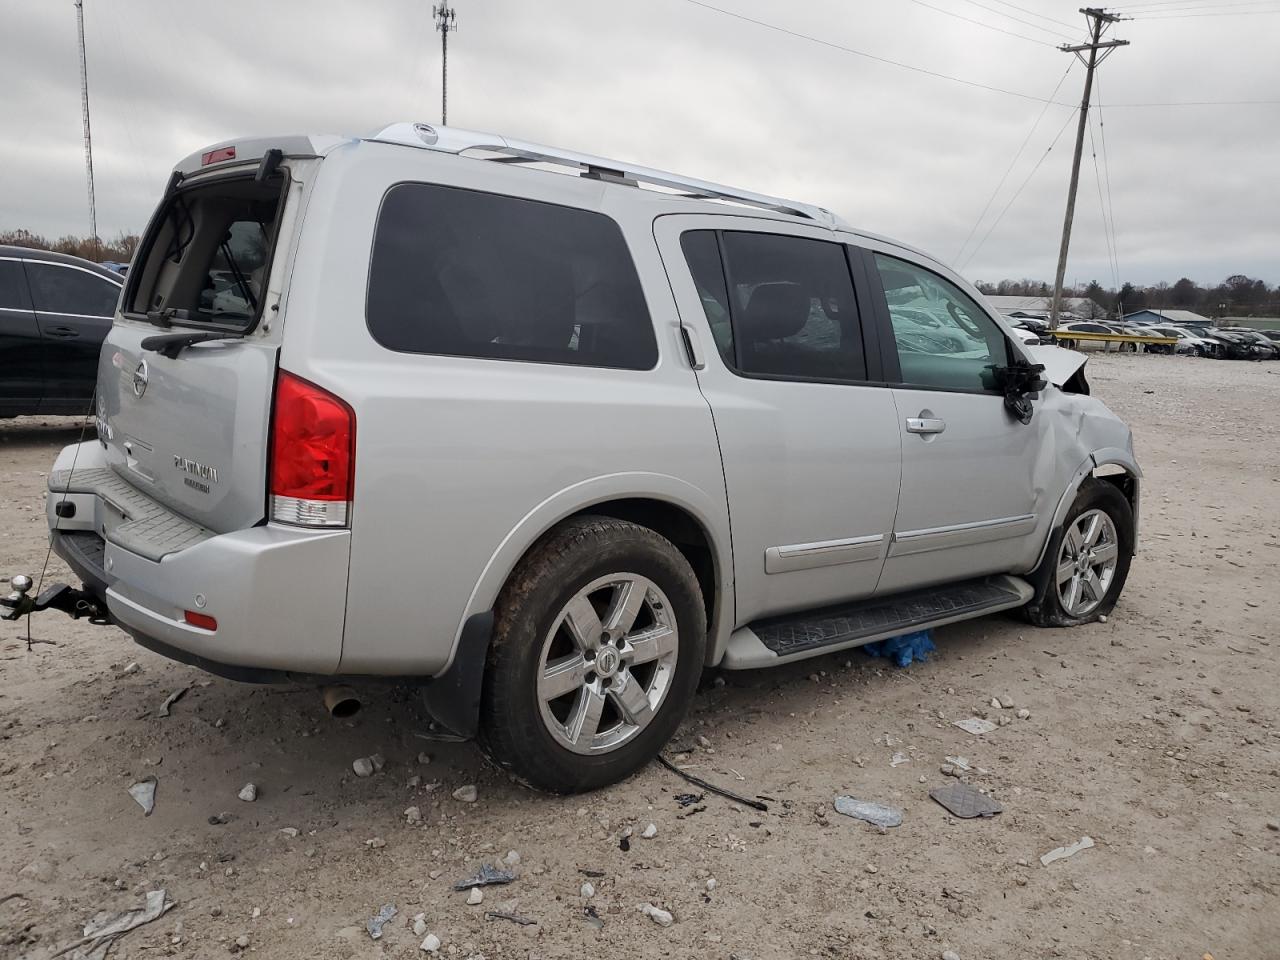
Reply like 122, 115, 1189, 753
0, 246, 123, 417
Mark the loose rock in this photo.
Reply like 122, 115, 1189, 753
405, 806, 422, 824
641, 822, 658, 839
466, 887, 484, 906
352, 757, 375, 778
413, 914, 428, 937
580, 881, 595, 898
1017, 708, 1031, 720
942, 951, 961, 960
641, 902, 673, 927
235, 934, 251, 949
453, 785, 478, 803
502, 849, 521, 866
421, 933, 442, 953
237, 783, 257, 803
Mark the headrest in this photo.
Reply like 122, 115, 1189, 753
742, 282, 810, 341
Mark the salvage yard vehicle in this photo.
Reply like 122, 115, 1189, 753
1218, 328, 1280, 360
4, 124, 1141, 793
0, 246, 123, 417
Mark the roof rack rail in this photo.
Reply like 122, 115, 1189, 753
366, 122, 844, 229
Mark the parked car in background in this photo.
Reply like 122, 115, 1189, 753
1218, 328, 1280, 360
0, 246, 123, 417
26, 124, 1140, 793
1052, 321, 1138, 352
1199, 329, 1256, 360
1009, 323, 1041, 345
1142, 325, 1222, 357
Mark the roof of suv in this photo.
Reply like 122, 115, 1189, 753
0, 244, 123, 282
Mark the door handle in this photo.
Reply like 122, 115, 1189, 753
679, 323, 706, 371
46, 326, 81, 338
906, 417, 946, 435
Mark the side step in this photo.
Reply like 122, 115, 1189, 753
721, 575, 1033, 669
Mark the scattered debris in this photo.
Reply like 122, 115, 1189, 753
208, 811, 233, 826
417, 752, 432, 765
942, 951, 961, 960
579, 868, 605, 878
862, 629, 935, 667
619, 834, 631, 852
990, 697, 1003, 709
157, 686, 190, 718
944, 756, 976, 772
930, 783, 1003, 819
1040, 836, 1094, 866
502, 850, 521, 867
405, 806, 422, 824
352, 757, 375, 778
366, 903, 396, 940
675, 792, 703, 807
128, 777, 157, 816
466, 887, 484, 906
420, 932, 442, 953
453, 864, 515, 890
706, 878, 718, 892
1017, 709, 1031, 720
453, 784, 478, 803
656, 755, 768, 811
1267, 820, 1279, 832
952, 718, 997, 736
57, 888, 174, 959
833, 796, 903, 829
485, 910, 535, 926
365, 838, 386, 849
234, 934, 250, 950
237, 783, 258, 803
890, 752, 911, 767
412, 913, 427, 937
583, 905, 604, 930
640, 902, 673, 927
641, 822, 658, 839
118, 661, 140, 677
280, 827, 299, 838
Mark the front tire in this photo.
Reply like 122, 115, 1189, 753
478, 516, 706, 793
1024, 478, 1133, 627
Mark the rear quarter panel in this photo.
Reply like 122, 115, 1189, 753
282, 143, 729, 675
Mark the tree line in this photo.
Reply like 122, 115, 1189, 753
1, 229, 140, 264
975, 274, 1279, 319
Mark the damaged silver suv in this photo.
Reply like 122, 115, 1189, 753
10, 124, 1139, 793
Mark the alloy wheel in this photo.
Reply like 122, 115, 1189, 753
1056, 508, 1120, 618
536, 574, 679, 755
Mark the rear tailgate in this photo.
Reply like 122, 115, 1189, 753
97, 149, 313, 535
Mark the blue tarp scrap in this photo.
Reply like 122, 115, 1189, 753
862, 629, 935, 668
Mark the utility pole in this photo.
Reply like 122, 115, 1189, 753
433, 5, 457, 125
74, 0, 99, 259
1049, 8, 1128, 329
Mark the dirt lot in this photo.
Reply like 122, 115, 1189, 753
2, 352, 1277, 960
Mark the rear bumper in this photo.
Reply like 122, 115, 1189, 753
47, 441, 350, 675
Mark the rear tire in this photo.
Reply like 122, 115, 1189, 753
478, 516, 706, 794
1024, 478, 1133, 627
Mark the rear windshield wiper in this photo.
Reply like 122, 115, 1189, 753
140, 330, 245, 359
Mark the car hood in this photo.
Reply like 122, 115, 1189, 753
1025, 344, 1087, 387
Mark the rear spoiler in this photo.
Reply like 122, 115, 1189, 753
172, 134, 349, 178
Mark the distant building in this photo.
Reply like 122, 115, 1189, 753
982, 295, 1108, 321
1123, 308, 1212, 327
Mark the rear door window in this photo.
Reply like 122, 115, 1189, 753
25, 262, 119, 317
367, 183, 657, 370
681, 229, 867, 382
0, 260, 33, 310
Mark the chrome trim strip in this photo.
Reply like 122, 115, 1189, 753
764, 534, 884, 575
890, 514, 1036, 557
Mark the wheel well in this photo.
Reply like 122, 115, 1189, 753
1092, 463, 1136, 510
568, 498, 718, 636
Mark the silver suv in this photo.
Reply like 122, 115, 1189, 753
30, 124, 1139, 792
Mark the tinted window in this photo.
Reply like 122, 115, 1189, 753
0, 260, 32, 311
26, 262, 119, 317
716, 231, 865, 381
197, 220, 272, 323
875, 253, 1007, 392
679, 231, 734, 365
368, 184, 657, 370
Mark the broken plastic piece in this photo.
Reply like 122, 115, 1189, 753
128, 777, 157, 817
452, 864, 515, 890
953, 717, 998, 735
862, 629, 935, 668
366, 903, 396, 940
1040, 835, 1094, 866
63, 888, 174, 959
833, 796, 903, 828
158, 686, 190, 718
656, 755, 768, 811
930, 782, 1003, 819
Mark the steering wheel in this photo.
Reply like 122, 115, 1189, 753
946, 300, 985, 340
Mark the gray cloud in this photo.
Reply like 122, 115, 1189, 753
2, 0, 1276, 285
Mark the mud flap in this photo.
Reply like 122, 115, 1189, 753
418, 610, 494, 740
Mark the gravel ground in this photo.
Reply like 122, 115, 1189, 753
1, 352, 1277, 960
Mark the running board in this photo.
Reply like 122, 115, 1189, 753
721, 575, 1033, 669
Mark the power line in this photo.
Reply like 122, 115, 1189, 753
1135, 7, 1280, 17
683, 0, 1073, 104
959, 107, 1080, 271
954, 60, 1076, 265
1087, 110, 1119, 291
1106, 98, 1280, 106
905, 0, 1059, 46
952, 0, 1080, 38
982, 0, 1081, 30
73, 0, 97, 257
1121, 0, 1279, 9
1094, 74, 1121, 291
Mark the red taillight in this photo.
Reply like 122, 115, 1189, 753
269, 371, 355, 527
201, 146, 236, 166
184, 610, 218, 631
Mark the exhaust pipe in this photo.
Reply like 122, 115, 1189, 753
322, 684, 361, 719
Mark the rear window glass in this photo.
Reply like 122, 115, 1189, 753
25, 262, 119, 317
0, 260, 32, 311
124, 174, 284, 330
367, 183, 657, 370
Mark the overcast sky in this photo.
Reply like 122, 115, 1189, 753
2, 0, 1277, 287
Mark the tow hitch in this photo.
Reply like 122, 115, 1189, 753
1, 575, 110, 624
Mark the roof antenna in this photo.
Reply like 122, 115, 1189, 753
433, 4, 458, 125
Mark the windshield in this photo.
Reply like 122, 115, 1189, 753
123, 171, 286, 331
